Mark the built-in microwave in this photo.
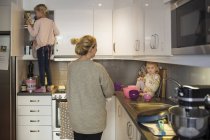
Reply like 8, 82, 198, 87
171, 0, 210, 54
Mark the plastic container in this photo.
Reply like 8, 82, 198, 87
129, 90, 139, 100
25, 77, 36, 93
143, 94, 152, 102
123, 85, 138, 98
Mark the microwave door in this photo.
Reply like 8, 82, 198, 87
177, 0, 206, 48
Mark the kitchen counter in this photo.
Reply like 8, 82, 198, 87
17, 92, 52, 96
115, 92, 178, 140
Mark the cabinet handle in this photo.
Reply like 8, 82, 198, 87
154, 34, 159, 49
113, 43, 116, 53
30, 110, 40, 112
150, 34, 155, 49
117, 105, 122, 117
30, 100, 40, 103
56, 133, 61, 136
127, 122, 133, 139
135, 40, 140, 51
30, 130, 40, 133
30, 120, 40, 123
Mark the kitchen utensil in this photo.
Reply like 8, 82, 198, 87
129, 90, 139, 100
157, 120, 166, 136
169, 106, 209, 139
137, 109, 169, 123
25, 77, 36, 93
123, 85, 138, 98
114, 82, 122, 91
143, 93, 152, 102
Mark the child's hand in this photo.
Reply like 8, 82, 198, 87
137, 76, 144, 81
26, 19, 32, 25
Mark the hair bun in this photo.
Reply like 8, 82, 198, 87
71, 38, 80, 45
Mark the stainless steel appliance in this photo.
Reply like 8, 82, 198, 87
169, 85, 210, 139
52, 92, 67, 140
0, 31, 16, 140
171, 0, 210, 54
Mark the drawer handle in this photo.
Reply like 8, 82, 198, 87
30, 100, 40, 103
30, 120, 40, 123
30, 130, 40, 133
56, 133, 60, 136
30, 110, 40, 112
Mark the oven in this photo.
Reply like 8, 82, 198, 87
52, 93, 67, 140
172, 0, 210, 54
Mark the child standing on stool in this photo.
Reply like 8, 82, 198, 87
27, 4, 59, 92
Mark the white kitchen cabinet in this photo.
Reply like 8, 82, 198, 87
144, 0, 171, 56
54, 9, 93, 56
0, 6, 11, 31
116, 98, 140, 140
113, 0, 144, 56
17, 126, 52, 140
101, 97, 115, 140
11, 2, 24, 56
94, 9, 113, 56
17, 96, 52, 140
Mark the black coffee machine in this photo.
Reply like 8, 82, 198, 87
169, 85, 210, 139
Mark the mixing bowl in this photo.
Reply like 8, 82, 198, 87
168, 106, 209, 139
129, 90, 139, 100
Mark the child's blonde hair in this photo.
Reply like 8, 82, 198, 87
146, 62, 159, 73
34, 4, 48, 17
71, 35, 97, 56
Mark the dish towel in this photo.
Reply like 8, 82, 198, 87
59, 102, 74, 140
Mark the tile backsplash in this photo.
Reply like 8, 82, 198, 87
33, 60, 210, 98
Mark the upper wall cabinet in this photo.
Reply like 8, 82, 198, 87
144, 0, 171, 56
113, 0, 144, 56
55, 10, 94, 56
94, 9, 113, 56
0, 6, 11, 31
11, 2, 24, 56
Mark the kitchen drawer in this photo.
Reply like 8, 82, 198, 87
17, 126, 52, 140
17, 116, 52, 126
17, 106, 51, 116
17, 96, 51, 106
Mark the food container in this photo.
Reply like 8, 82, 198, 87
114, 82, 122, 91
143, 94, 152, 102
25, 77, 36, 93
169, 106, 209, 139
123, 85, 138, 98
129, 90, 139, 100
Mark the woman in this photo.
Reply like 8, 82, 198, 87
67, 35, 114, 140
27, 4, 59, 92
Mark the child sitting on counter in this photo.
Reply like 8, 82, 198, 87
136, 62, 160, 97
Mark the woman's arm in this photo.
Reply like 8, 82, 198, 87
98, 64, 114, 98
27, 21, 40, 37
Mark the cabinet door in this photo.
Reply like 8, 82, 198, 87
113, 0, 139, 56
115, 99, 130, 140
55, 10, 93, 56
144, 0, 171, 55
17, 126, 52, 140
0, 6, 11, 31
94, 9, 113, 56
101, 97, 115, 140
11, 2, 24, 56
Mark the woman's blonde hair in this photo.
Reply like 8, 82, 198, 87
71, 35, 97, 56
146, 62, 159, 73
34, 4, 48, 17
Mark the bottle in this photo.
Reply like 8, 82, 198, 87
27, 61, 34, 78
21, 81, 27, 92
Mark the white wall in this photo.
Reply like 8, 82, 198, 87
23, 0, 113, 10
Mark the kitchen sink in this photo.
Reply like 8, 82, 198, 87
129, 103, 172, 115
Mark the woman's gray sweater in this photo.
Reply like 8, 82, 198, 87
66, 60, 114, 134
